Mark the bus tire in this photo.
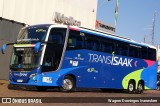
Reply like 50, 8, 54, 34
60, 76, 76, 92
157, 86, 160, 90
136, 81, 144, 94
128, 80, 135, 94
8, 84, 14, 90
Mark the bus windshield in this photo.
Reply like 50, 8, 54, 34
10, 47, 42, 71
17, 25, 49, 43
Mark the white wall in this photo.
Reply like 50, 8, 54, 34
0, 0, 4, 17
0, 0, 97, 29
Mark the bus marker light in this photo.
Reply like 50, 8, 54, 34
34, 42, 41, 53
1, 44, 7, 54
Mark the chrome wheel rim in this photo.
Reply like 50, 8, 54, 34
62, 79, 73, 90
138, 84, 143, 91
129, 83, 134, 92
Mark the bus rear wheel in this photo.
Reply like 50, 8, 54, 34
60, 76, 76, 92
136, 82, 144, 94
128, 81, 135, 94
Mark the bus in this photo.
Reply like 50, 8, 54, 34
1, 24, 157, 93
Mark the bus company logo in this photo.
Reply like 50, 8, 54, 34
14, 72, 28, 77
134, 61, 138, 67
88, 53, 133, 67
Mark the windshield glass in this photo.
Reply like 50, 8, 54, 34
17, 25, 49, 43
10, 47, 43, 71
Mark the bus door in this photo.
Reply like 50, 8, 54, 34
42, 28, 67, 72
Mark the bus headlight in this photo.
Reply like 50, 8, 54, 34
29, 73, 37, 78
9, 70, 12, 77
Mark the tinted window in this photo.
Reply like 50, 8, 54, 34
129, 46, 139, 58
17, 26, 48, 43
85, 36, 100, 51
42, 28, 66, 72
101, 40, 115, 53
67, 30, 83, 50
116, 43, 128, 56
140, 47, 148, 59
148, 48, 156, 61
48, 28, 66, 44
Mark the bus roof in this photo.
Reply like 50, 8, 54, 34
25, 24, 156, 50
26, 24, 53, 28
69, 25, 157, 50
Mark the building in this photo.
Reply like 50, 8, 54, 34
0, 0, 98, 79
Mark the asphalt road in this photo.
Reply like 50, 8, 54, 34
0, 80, 160, 106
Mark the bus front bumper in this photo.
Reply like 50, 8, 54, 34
9, 74, 62, 87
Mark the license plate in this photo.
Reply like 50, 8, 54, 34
17, 79, 23, 82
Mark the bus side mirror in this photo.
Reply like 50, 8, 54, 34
34, 42, 41, 53
1, 44, 7, 54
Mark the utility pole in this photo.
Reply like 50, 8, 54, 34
144, 34, 150, 43
144, 35, 146, 43
151, 12, 156, 45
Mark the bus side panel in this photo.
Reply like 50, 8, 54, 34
61, 50, 156, 89
141, 60, 158, 89
61, 50, 104, 87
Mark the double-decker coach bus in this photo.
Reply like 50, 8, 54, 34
1, 24, 157, 93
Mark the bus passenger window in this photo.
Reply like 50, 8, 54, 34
140, 47, 148, 59
48, 29, 64, 44
67, 30, 83, 50
68, 38, 75, 48
117, 44, 128, 56
101, 41, 114, 53
86, 37, 99, 51
129, 46, 139, 58
148, 48, 156, 61
68, 37, 83, 49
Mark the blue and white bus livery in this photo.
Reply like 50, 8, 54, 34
1, 24, 157, 93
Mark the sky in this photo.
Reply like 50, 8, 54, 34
96, 0, 160, 47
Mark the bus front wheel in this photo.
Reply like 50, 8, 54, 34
60, 76, 76, 92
